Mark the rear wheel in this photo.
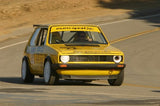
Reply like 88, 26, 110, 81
44, 60, 58, 85
21, 58, 34, 83
108, 69, 124, 86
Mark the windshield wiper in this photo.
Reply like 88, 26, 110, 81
65, 43, 100, 47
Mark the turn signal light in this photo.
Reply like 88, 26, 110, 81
60, 64, 67, 68
117, 64, 124, 68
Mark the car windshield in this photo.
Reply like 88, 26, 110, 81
49, 31, 108, 45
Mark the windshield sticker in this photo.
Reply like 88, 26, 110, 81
51, 26, 100, 32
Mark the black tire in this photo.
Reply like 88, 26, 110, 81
108, 69, 124, 86
21, 58, 34, 83
43, 60, 59, 85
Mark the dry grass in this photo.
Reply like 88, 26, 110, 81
0, 0, 159, 36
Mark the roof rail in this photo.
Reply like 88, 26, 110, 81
33, 24, 49, 28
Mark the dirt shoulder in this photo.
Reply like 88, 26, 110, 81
0, 0, 160, 41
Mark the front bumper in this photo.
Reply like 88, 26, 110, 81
60, 75, 118, 80
53, 63, 126, 70
52, 63, 125, 78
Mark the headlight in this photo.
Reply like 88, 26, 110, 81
113, 56, 122, 63
60, 55, 70, 63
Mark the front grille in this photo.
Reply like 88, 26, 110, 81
69, 55, 113, 62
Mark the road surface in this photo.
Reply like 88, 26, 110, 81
0, 14, 160, 106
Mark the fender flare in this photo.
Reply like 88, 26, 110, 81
44, 56, 58, 75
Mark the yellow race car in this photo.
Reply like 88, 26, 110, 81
21, 24, 126, 86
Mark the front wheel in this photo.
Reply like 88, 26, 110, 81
108, 69, 124, 86
21, 58, 34, 83
43, 60, 58, 85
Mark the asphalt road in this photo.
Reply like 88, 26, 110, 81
0, 14, 160, 106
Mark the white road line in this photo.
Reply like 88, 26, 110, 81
0, 40, 28, 50
99, 19, 131, 26
0, 13, 160, 50
99, 13, 160, 26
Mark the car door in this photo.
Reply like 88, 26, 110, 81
26, 28, 41, 74
34, 28, 48, 75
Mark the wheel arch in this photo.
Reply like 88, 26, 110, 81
22, 56, 30, 64
44, 56, 58, 75
44, 56, 52, 64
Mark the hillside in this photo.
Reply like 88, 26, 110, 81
0, 0, 159, 37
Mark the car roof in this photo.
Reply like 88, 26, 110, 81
33, 24, 99, 28
50, 24, 99, 27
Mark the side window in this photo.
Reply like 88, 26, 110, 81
30, 28, 41, 46
36, 28, 48, 46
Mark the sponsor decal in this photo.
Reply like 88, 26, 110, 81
51, 26, 100, 32
73, 51, 106, 54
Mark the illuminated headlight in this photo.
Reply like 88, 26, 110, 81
60, 55, 70, 63
113, 56, 122, 63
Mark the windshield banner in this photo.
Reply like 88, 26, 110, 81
51, 26, 100, 32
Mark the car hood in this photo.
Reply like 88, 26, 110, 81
50, 44, 123, 55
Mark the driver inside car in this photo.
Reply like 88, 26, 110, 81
73, 31, 92, 42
